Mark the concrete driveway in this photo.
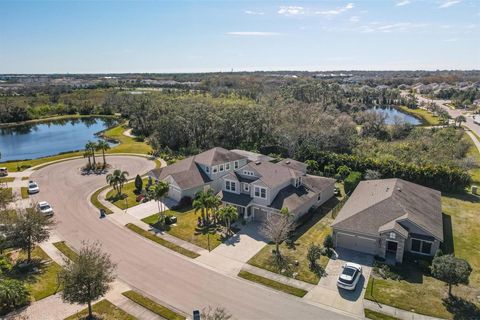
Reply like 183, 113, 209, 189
305, 248, 373, 317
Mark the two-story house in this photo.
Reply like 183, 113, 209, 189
150, 147, 335, 223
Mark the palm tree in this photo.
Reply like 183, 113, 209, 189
193, 189, 210, 221
83, 150, 92, 169
193, 189, 220, 252
85, 141, 98, 167
96, 140, 110, 166
106, 169, 129, 197
148, 181, 170, 227
455, 115, 466, 128
217, 205, 238, 236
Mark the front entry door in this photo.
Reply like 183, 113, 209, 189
387, 241, 398, 253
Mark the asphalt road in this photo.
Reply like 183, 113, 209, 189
30, 156, 352, 320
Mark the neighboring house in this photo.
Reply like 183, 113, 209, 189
150, 147, 335, 223
331, 178, 443, 264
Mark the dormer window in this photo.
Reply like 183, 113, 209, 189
205, 166, 210, 174
243, 170, 254, 176
225, 180, 236, 192
234, 161, 239, 169
254, 186, 267, 199
219, 164, 224, 172
212, 166, 218, 173
226, 163, 230, 170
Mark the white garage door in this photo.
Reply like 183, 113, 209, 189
336, 232, 377, 255
168, 187, 182, 202
253, 207, 269, 223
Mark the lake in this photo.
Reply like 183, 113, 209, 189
0, 117, 118, 162
371, 107, 422, 125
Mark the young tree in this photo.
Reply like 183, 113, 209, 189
201, 306, 232, 320
148, 181, 170, 228
260, 208, 295, 258
96, 140, 110, 166
11, 208, 54, 263
431, 254, 472, 297
60, 242, 116, 320
217, 205, 238, 236
106, 169, 129, 197
455, 115, 466, 128
307, 244, 325, 277
134, 174, 143, 194
323, 234, 334, 256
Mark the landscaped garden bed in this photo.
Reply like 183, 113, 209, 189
106, 177, 149, 210
65, 299, 135, 320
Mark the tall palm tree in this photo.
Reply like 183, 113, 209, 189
217, 205, 238, 236
96, 140, 110, 166
148, 181, 170, 227
83, 150, 92, 169
455, 115, 466, 128
193, 189, 210, 220
106, 169, 129, 197
85, 141, 98, 167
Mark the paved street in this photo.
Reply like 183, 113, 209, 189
29, 156, 353, 320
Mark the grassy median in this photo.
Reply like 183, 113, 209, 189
122, 290, 185, 320
237, 270, 307, 297
53, 241, 79, 261
125, 223, 199, 258
65, 299, 135, 320
90, 185, 114, 215
364, 309, 400, 320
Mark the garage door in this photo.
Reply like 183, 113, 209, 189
336, 232, 377, 255
253, 207, 269, 223
168, 187, 182, 202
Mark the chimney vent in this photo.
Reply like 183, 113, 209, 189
286, 160, 291, 164
255, 161, 261, 165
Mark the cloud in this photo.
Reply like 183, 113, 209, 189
359, 22, 428, 33
396, 0, 411, 6
225, 32, 281, 36
278, 6, 304, 16
349, 16, 360, 23
439, 0, 461, 8
316, 3, 354, 16
245, 10, 264, 15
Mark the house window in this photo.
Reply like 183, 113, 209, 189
411, 239, 432, 255
234, 161, 239, 169
254, 186, 267, 199
205, 166, 210, 173
389, 232, 396, 239
226, 163, 230, 170
243, 170, 254, 176
294, 177, 301, 187
317, 193, 321, 201
219, 164, 224, 172
225, 180, 236, 192
244, 183, 250, 192
212, 166, 218, 173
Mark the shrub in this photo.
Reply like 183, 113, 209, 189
134, 174, 143, 194
323, 234, 334, 257
307, 244, 326, 277
344, 171, 362, 194
336, 165, 351, 180
0, 279, 29, 315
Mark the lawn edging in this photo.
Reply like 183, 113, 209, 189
122, 290, 186, 320
364, 308, 400, 320
65, 299, 135, 320
90, 185, 114, 214
237, 270, 307, 297
125, 223, 199, 259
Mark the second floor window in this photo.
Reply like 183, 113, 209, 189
226, 163, 230, 170
219, 164, 224, 172
234, 161, 239, 169
225, 180, 236, 192
244, 183, 249, 192
254, 186, 267, 199
212, 166, 218, 173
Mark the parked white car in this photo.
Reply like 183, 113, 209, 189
37, 201, 54, 216
473, 115, 480, 125
28, 181, 40, 194
337, 262, 362, 290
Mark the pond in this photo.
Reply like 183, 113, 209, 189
371, 107, 422, 125
0, 117, 118, 162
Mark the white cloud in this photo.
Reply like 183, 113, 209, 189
245, 10, 264, 15
359, 22, 428, 33
439, 0, 461, 8
396, 0, 411, 6
349, 16, 360, 23
316, 3, 355, 16
278, 6, 304, 16
225, 32, 281, 36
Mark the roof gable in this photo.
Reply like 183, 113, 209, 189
194, 147, 245, 166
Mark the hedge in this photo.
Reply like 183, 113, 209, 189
296, 148, 470, 192
345, 171, 362, 194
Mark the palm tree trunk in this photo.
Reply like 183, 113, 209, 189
448, 283, 452, 297
91, 148, 96, 166
102, 149, 106, 165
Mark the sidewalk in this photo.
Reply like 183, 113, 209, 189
364, 299, 443, 320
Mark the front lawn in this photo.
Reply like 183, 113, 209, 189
465, 133, 480, 186
104, 123, 153, 154
65, 299, 135, 320
122, 290, 186, 320
247, 197, 339, 284
0, 177, 15, 183
364, 193, 480, 319
53, 241, 79, 261
364, 309, 400, 320
142, 207, 224, 251
9, 246, 63, 301
106, 177, 148, 210
237, 270, 307, 297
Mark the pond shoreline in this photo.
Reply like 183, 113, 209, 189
0, 114, 119, 129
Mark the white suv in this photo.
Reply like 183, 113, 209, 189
337, 262, 362, 290
37, 201, 54, 216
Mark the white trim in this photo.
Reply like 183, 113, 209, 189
254, 186, 267, 199
225, 179, 237, 192
243, 183, 250, 192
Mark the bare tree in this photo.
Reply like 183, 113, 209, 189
201, 306, 232, 320
260, 208, 295, 258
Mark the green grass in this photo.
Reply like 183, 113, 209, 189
0, 177, 14, 183
53, 241, 79, 261
125, 223, 199, 258
122, 290, 186, 320
247, 197, 340, 284
364, 309, 400, 320
465, 132, 480, 187
12, 246, 63, 301
0, 187, 13, 201
64, 299, 135, 320
104, 123, 153, 154
90, 185, 113, 214
237, 270, 307, 297
21, 176, 30, 180
106, 177, 148, 210
364, 193, 480, 319
142, 207, 224, 250
21, 187, 29, 199
398, 105, 440, 126
0, 151, 84, 172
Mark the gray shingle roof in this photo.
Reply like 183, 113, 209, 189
241, 161, 296, 188
194, 147, 245, 166
302, 175, 336, 193
332, 179, 443, 241
278, 158, 307, 173
218, 191, 253, 207
270, 185, 314, 212
152, 156, 211, 190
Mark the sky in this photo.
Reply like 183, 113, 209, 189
0, 0, 479, 73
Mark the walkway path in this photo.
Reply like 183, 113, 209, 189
364, 300, 443, 320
